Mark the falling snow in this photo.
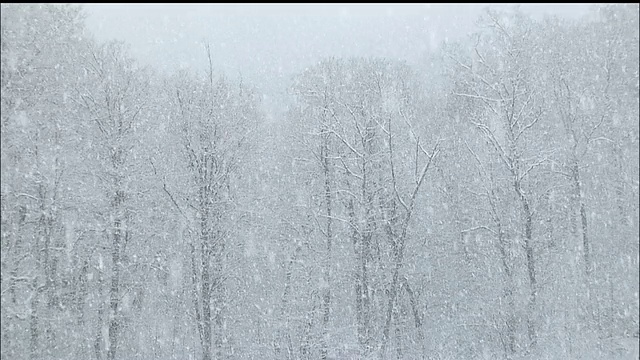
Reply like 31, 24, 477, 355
1, 4, 639, 360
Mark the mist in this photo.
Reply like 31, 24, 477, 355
2, 4, 638, 360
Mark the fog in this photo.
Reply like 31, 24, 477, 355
2, 4, 637, 360
83, 4, 590, 114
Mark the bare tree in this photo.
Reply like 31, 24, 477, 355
74, 39, 151, 360
448, 8, 551, 352
1, 5, 89, 359
164, 44, 260, 360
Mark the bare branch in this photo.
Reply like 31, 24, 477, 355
471, 119, 512, 171
149, 157, 187, 220
461, 225, 497, 235
326, 128, 363, 159
514, 115, 540, 143
453, 92, 502, 103
518, 156, 549, 183
584, 114, 605, 144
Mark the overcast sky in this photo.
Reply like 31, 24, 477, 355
82, 4, 592, 114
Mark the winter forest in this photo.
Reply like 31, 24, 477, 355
1, 4, 638, 360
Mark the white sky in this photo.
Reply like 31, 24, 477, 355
82, 4, 591, 114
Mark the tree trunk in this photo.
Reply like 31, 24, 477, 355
499, 236, 517, 356
571, 160, 591, 276
200, 197, 212, 360
519, 192, 537, 349
108, 217, 121, 360
348, 198, 369, 355
402, 276, 425, 355
94, 271, 105, 360
108, 183, 126, 360
320, 129, 333, 360
487, 185, 517, 357
29, 279, 39, 360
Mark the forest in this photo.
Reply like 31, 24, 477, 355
1, 4, 638, 360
